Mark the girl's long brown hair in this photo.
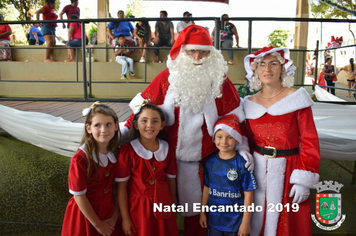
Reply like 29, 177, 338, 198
80, 104, 121, 181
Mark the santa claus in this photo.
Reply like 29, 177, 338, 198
121, 25, 253, 236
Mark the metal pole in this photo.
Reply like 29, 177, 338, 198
313, 40, 319, 90
89, 49, 92, 95
214, 18, 220, 49
301, 50, 306, 86
76, 48, 79, 82
81, 20, 87, 100
248, 20, 252, 55
246, 20, 253, 95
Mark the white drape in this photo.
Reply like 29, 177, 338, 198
0, 104, 83, 157
0, 87, 355, 160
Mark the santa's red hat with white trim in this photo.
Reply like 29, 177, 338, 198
170, 24, 215, 60
213, 114, 242, 144
244, 46, 294, 81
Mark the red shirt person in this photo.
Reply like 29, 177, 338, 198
59, 0, 80, 28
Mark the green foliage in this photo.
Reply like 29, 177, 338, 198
125, 10, 133, 18
0, 133, 71, 235
0, 6, 27, 44
237, 84, 259, 98
125, 0, 146, 17
0, 0, 60, 22
268, 28, 290, 47
87, 22, 97, 44
0, 0, 61, 44
311, 0, 354, 18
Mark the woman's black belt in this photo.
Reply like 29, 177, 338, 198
254, 144, 300, 158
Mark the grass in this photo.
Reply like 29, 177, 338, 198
0, 133, 71, 236
0, 132, 355, 235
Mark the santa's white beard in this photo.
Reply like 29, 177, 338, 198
167, 50, 228, 113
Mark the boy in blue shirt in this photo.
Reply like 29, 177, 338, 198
200, 114, 256, 236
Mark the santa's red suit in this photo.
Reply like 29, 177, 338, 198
123, 67, 245, 207
243, 88, 320, 236
121, 25, 250, 236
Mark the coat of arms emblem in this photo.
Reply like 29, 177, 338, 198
311, 180, 346, 230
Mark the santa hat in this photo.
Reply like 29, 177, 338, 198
244, 46, 294, 81
170, 24, 215, 60
213, 114, 242, 144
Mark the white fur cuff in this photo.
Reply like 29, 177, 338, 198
119, 123, 129, 143
129, 93, 144, 111
290, 169, 320, 189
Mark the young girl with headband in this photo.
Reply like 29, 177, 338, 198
62, 102, 122, 236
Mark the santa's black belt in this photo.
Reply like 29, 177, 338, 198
254, 144, 300, 158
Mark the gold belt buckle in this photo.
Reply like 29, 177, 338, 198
264, 146, 277, 158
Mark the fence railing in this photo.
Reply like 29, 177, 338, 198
1, 16, 356, 101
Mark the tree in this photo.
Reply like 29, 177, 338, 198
311, 0, 353, 19
268, 28, 290, 47
125, 0, 146, 18
311, 0, 356, 48
311, 0, 356, 19
0, 1, 60, 44
0, 0, 60, 23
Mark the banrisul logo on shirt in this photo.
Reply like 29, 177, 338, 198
311, 180, 346, 231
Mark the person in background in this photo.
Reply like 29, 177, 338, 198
114, 34, 135, 80
154, 10, 175, 63
243, 46, 320, 236
177, 11, 194, 36
0, 14, 12, 61
107, 10, 135, 50
134, 20, 151, 63
36, 0, 58, 62
59, 0, 80, 29
211, 14, 239, 65
340, 58, 355, 97
29, 23, 45, 45
64, 14, 88, 62
322, 56, 336, 95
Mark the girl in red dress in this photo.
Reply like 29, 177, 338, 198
117, 102, 179, 236
62, 102, 122, 236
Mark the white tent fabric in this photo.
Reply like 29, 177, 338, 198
0, 104, 83, 157
312, 102, 356, 161
314, 85, 347, 102
0, 95, 355, 160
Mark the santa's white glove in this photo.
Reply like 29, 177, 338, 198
289, 184, 310, 204
237, 148, 254, 172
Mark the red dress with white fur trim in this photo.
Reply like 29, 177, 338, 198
116, 139, 179, 236
62, 147, 121, 236
243, 88, 320, 236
